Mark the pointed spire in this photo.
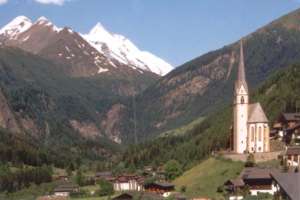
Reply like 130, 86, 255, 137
235, 39, 248, 93
238, 40, 246, 82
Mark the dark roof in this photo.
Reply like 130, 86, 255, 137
53, 183, 79, 193
286, 146, 300, 155
95, 171, 112, 177
113, 192, 163, 200
112, 193, 134, 200
144, 182, 175, 190
241, 167, 277, 180
225, 178, 245, 187
271, 172, 300, 200
281, 113, 300, 121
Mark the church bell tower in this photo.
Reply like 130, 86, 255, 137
233, 40, 249, 154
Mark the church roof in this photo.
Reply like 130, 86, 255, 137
235, 40, 248, 93
248, 103, 269, 123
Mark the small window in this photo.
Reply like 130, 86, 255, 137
251, 127, 255, 142
241, 96, 245, 104
259, 127, 262, 142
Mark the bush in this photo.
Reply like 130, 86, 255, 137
245, 154, 255, 167
164, 160, 183, 181
97, 179, 114, 196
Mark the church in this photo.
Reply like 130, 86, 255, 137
232, 41, 270, 154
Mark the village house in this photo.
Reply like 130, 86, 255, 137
225, 167, 277, 196
144, 182, 175, 197
113, 175, 144, 192
53, 183, 79, 197
284, 146, 300, 167
273, 113, 300, 144
271, 171, 300, 200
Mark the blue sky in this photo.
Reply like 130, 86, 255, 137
0, 0, 300, 67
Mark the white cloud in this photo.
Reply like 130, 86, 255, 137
33, 0, 68, 6
0, 0, 8, 5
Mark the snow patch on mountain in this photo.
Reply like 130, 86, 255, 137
0, 16, 32, 39
82, 23, 173, 76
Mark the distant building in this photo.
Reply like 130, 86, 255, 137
284, 146, 300, 167
144, 182, 175, 197
273, 113, 300, 144
53, 183, 79, 197
271, 172, 300, 200
232, 41, 270, 154
113, 175, 144, 192
225, 167, 277, 196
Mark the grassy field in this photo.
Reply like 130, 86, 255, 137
173, 157, 244, 199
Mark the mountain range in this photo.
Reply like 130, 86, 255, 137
1, 8, 300, 160
0, 16, 172, 77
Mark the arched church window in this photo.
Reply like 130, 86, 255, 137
241, 96, 244, 104
258, 127, 262, 142
251, 126, 255, 142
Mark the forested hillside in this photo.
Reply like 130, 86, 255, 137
122, 63, 300, 169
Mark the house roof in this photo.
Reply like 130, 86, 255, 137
113, 192, 163, 200
53, 183, 79, 193
225, 178, 245, 187
281, 113, 300, 121
144, 182, 175, 190
271, 172, 300, 200
112, 193, 134, 200
240, 167, 276, 180
95, 171, 112, 177
114, 175, 144, 183
286, 146, 300, 155
54, 184, 79, 192
248, 103, 269, 123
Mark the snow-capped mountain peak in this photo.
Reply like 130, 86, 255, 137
0, 16, 32, 39
83, 22, 173, 76
34, 16, 61, 32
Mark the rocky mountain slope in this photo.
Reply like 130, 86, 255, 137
130, 7, 300, 140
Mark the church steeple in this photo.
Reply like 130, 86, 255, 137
235, 40, 248, 93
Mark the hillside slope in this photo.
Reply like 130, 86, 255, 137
173, 157, 243, 199
122, 63, 300, 168
0, 46, 130, 160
